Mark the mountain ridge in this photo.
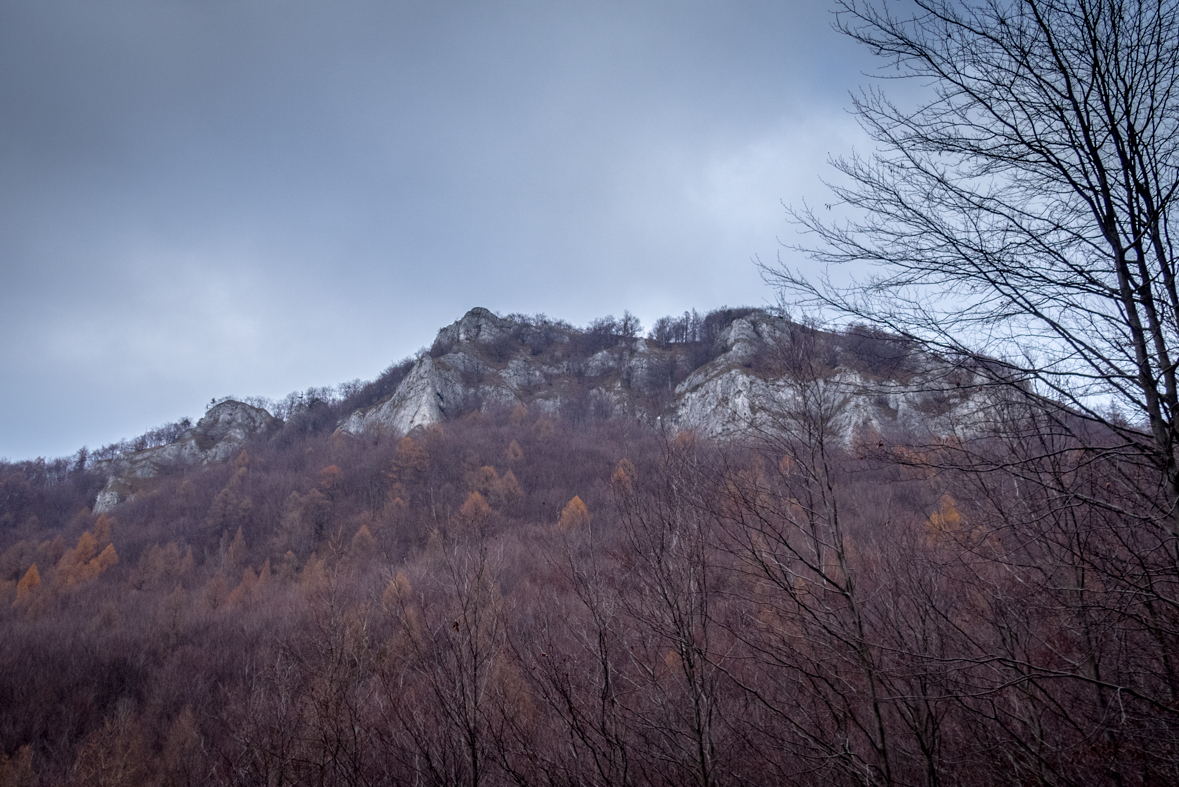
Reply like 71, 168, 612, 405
91, 305, 991, 512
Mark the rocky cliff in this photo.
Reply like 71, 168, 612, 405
340, 307, 991, 442
92, 307, 993, 512
93, 400, 279, 513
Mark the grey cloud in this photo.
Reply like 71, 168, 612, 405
0, 0, 875, 459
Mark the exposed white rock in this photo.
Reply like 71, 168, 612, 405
192, 400, 279, 460
336, 306, 999, 444
584, 349, 621, 377
674, 367, 768, 439
674, 360, 992, 443
93, 485, 123, 515
433, 307, 513, 347
721, 318, 764, 365
503, 358, 548, 390
93, 400, 278, 512
340, 358, 450, 435
339, 352, 526, 436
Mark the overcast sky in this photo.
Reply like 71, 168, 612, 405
1, 0, 878, 461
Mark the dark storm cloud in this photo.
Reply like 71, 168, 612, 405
0, 0, 874, 459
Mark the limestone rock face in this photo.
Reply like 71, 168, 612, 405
654, 309, 992, 441
338, 308, 677, 436
190, 400, 279, 460
341, 310, 557, 436
672, 365, 988, 442
336, 306, 997, 444
723, 316, 774, 365
93, 401, 278, 512
673, 367, 767, 440
340, 357, 470, 435
433, 307, 513, 347
671, 316, 992, 441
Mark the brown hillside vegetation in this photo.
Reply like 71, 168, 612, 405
0, 387, 1176, 785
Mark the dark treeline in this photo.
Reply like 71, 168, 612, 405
1, 343, 1177, 786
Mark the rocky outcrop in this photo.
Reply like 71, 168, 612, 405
340, 356, 480, 435
93, 400, 278, 512
672, 313, 990, 440
91, 307, 999, 514
187, 399, 279, 460
432, 307, 516, 348
339, 310, 662, 436
673, 363, 988, 441
339, 307, 995, 444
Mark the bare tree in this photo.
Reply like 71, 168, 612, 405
379, 535, 508, 787
772, 0, 1179, 530
614, 443, 733, 787
710, 325, 903, 786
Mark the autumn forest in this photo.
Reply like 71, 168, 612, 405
2, 325, 1177, 786
7, 0, 1179, 782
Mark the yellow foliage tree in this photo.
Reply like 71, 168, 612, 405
93, 514, 114, 548
471, 465, 500, 496
55, 529, 118, 588
557, 496, 590, 531
611, 459, 636, 493
96, 543, 118, 569
506, 439, 525, 463
926, 495, 963, 545
13, 563, 40, 607
226, 526, 247, 570
227, 566, 259, 605
383, 570, 413, 610
350, 524, 377, 563
509, 404, 530, 426
460, 491, 492, 527
73, 531, 98, 565
319, 464, 342, 496
391, 437, 429, 485
385, 494, 409, 517
299, 554, 327, 594
496, 470, 524, 506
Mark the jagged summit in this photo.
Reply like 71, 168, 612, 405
434, 307, 520, 346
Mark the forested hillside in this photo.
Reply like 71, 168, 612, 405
5, 0, 1177, 782
1, 347, 1174, 785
